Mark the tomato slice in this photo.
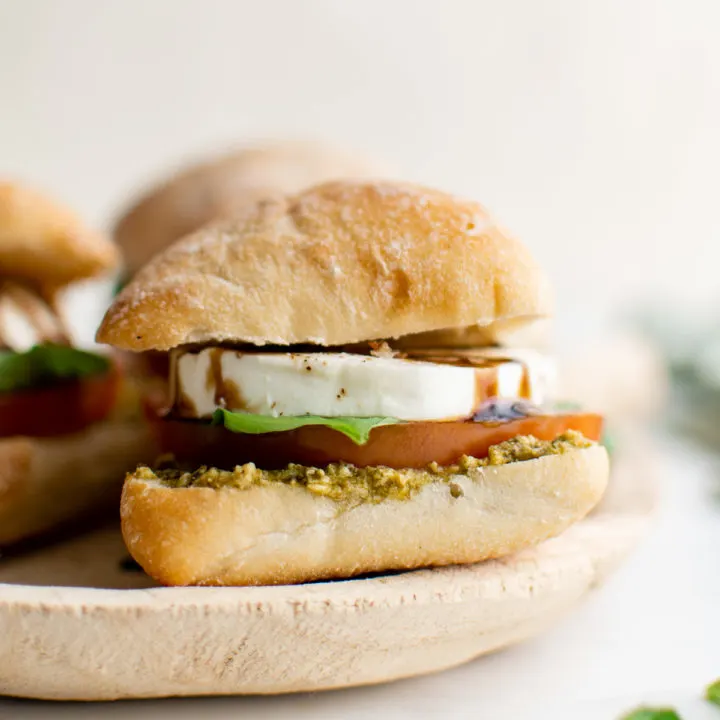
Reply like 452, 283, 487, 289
0, 363, 121, 438
149, 403, 603, 470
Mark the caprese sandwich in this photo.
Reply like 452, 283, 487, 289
98, 180, 608, 586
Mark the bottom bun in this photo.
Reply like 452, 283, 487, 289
121, 446, 609, 586
0, 419, 157, 546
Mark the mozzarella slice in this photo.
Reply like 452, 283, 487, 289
173, 349, 555, 421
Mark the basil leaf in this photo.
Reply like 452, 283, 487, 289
620, 708, 681, 720
0, 344, 110, 393
706, 678, 720, 706
212, 409, 400, 445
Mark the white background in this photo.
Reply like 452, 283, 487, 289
2, 2, 719, 717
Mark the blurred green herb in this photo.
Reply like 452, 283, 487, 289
706, 678, 720, 706
0, 345, 109, 392
619, 708, 681, 720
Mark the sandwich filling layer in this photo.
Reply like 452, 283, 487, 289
138, 430, 594, 503
153, 343, 601, 471
150, 341, 602, 471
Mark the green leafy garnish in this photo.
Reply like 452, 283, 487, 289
706, 678, 720, 706
211, 408, 400, 445
0, 344, 110, 393
619, 708, 681, 720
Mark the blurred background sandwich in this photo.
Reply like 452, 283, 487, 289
0, 181, 156, 546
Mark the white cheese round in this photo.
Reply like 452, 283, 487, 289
173, 349, 554, 421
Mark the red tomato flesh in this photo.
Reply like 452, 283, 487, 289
0, 364, 120, 438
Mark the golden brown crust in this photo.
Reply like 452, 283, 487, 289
98, 181, 552, 351
120, 446, 608, 586
0, 181, 118, 287
114, 141, 387, 276
0, 418, 157, 547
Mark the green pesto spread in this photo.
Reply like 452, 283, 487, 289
138, 431, 593, 504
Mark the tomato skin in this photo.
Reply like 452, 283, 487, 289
0, 364, 120, 438
150, 408, 603, 470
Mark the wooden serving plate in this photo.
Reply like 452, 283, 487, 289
0, 439, 657, 701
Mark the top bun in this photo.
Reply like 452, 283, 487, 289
114, 141, 388, 276
0, 181, 118, 288
97, 180, 552, 352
